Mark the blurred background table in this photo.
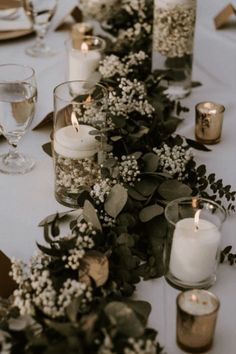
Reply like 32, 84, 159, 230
0, 0, 236, 353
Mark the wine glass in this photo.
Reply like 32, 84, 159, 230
0, 64, 37, 174
23, 0, 58, 57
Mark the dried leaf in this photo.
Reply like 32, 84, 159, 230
82, 251, 109, 287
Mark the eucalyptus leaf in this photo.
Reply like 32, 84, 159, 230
83, 200, 102, 231
104, 301, 144, 337
38, 211, 73, 226
128, 187, 147, 201
186, 138, 211, 151
139, 204, 164, 222
105, 184, 128, 218
158, 180, 192, 200
123, 300, 151, 325
142, 153, 159, 172
135, 178, 158, 197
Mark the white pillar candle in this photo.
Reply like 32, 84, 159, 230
54, 124, 99, 159
169, 218, 221, 283
68, 45, 101, 82
178, 289, 219, 315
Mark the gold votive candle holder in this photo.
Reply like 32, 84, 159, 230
195, 101, 225, 144
176, 289, 220, 353
71, 22, 93, 49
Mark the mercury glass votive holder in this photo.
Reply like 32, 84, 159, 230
176, 289, 220, 353
53, 80, 108, 207
164, 197, 226, 290
195, 101, 225, 144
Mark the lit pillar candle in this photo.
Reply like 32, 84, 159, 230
67, 36, 105, 82
169, 214, 221, 283
54, 124, 99, 159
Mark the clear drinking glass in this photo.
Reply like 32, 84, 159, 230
164, 197, 226, 290
53, 80, 108, 207
0, 64, 37, 174
23, 0, 58, 57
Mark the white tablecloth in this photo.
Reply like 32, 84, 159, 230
0, 1, 236, 353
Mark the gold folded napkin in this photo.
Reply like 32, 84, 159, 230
214, 3, 236, 29
0, 8, 31, 31
55, 6, 83, 31
0, 0, 21, 10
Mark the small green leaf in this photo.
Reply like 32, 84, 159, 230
104, 302, 144, 337
186, 138, 211, 151
83, 200, 102, 231
105, 184, 128, 218
128, 187, 147, 201
38, 211, 73, 226
139, 204, 164, 222
135, 178, 158, 197
142, 153, 159, 172
158, 180, 192, 200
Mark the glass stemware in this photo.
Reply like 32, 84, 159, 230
23, 0, 58, 57
0, 64, 37, 174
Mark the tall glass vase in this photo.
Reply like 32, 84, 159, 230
153, 0, 197, 99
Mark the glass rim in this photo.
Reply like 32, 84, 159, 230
0, 63, 35, 82
176, 289, 220, 317
53, 80, 108, 105
164, 196, 227, 226
65, 35, 106, 52
195, 101, 225, 114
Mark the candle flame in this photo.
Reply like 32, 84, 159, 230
81, 41, 89, 53
85, 95, 92, 104
191, 294, 198, 302
194, 209, 201, 231
71, 111, 79, 132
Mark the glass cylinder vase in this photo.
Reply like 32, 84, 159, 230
53, 81, 108, 207
164, 197, 226, 290
153, 0, 197, 99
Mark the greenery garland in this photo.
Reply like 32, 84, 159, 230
0, 1, 235, 353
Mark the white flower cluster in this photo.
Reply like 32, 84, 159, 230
90, 178, 112, 205
153, 5, 196, 57
79, 0, 118, 21
55, 154, 101, 198
108, 78, 154, 118
119, 155, 140, 186
99, 209, 116, 227
124, 338, 157, 354
57, 279, 92, 315
11, 250, 93, 319
63, 222, 95, 270
117, 22, 151, 44
74, 104, 107, 129
122, 0, 147, 20
99, 51, 147, 79
153, 143, 193, 180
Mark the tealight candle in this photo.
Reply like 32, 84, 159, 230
169, 216, 221, 283
176, 289, 220, 353
195, 101, 225, 144
66, 36, 105, 82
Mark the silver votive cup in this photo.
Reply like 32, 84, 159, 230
195, 101, 225, 144
176, 289, 220, 353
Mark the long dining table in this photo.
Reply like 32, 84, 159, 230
0, 0, 236, 353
